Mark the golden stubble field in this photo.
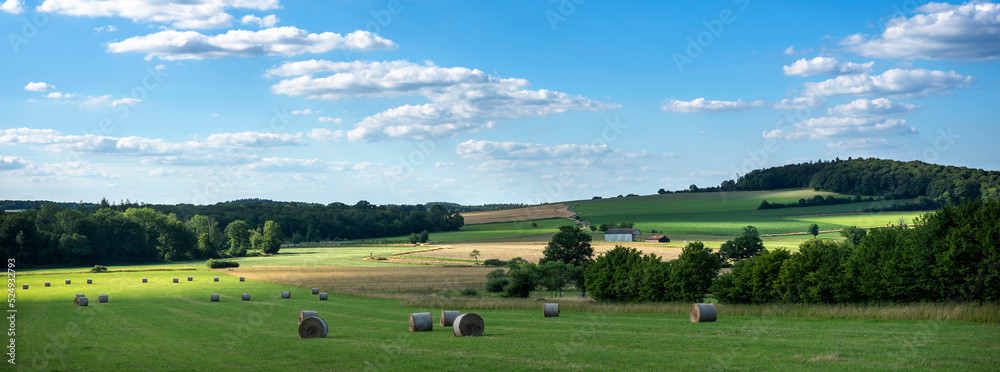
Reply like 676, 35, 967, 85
460, 203, 575, 224
405, 241, 685, 262
229, 266, 496, 292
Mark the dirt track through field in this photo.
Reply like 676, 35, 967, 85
460, 204, 575, 224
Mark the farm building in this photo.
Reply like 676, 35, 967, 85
645, 235, 670, 243
604, 228, 642, 242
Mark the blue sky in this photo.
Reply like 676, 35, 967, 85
2, 0, 998, 205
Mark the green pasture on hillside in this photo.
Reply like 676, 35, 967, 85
13, 270, 1000, 371
393, 217, 570, 243
571, 190, 928, 237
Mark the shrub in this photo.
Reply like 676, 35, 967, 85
502, 263, 538, 298
485, 277, 509, 293
486, 269, 507, 280
206, 259, 240, 269
483, 258, 507, 267
460, 287, 478, 296
585, 245, 644, 303
90, 265, 108, 273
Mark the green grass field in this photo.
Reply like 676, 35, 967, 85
571, 190, 928, 239
12, 269, 1000, 371
396, 217, 570, 243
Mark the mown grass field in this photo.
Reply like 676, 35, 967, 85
15, 269, 1000, 371
413, 217, 570, 243
571, 189, 928, 238
460, 204, 574, 224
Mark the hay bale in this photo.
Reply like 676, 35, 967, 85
281, 291, 291, 299
298, 311, 318, 324
187, 276, 193, 281
74, 296, 88, 306
45, 282, 50, 287
689, 303, 717, 323
141, 278, 147, 283
211, 294, 220, 302
318, 293, 328, 301
440, 311, 460, 327
65, 279, 71, 284
242, 293, 251, 301
239, 277, 245, 282
298, 316, 328, 339
98, 295, 108, 303
87, 279, 93, 284
214, 277, 219, 282
409, 312, 433, 332
311, 288, 319, 295
452, 313, 485, 337
543, 303, 560, 317
21, 284, 27, 290
173, 278, 179, 283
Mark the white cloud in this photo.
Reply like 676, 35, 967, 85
839, 33, 867, 46
434, 161, 454, 167
456, 139, 612, 160
79, 95, 112, 108
291, 109, 315, 115
848, 2, 1000, 60
0, 155, 29, 170
111, 98, 141, 107
763, 117, 916, 141
0, 0, 22, 14
782, 57, 874, 76
307, 128, 343, 142
93, 25, 117, 32
107, 28, 396, 60
155, 65, 167, 71
241, 14, 278, 28
268, 60, 618, 142
660, 98, 764, 113
783, 46, 796, 55
38, 0, 279, 29
248, 157, 347, 172
352, 162, 377, 171
318, 117, 343, 124
803, 68, 975, 98
45, 92, 76, 99
24, 82, 55, 92
773, 96, 826, 109
827, 98, 921, 117
147, 168, 174, 176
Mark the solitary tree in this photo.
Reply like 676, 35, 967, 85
808, 224, 820, 238
541, 226, 594, 266
418, 230, 430, 243
261, 220, 283, 254
718, 225, 765, 262
469, 249, 480, 264
225, 220, 250, 257
839, 225, 867, 246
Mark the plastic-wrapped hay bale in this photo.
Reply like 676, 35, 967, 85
74, 296, 88, 306
188, 276, 193, 281
298, 311, 318, 324
214, 277, 219, 282
45, 282, 50, 287
440, 311, 460, 327
311, 288, 319, 295
689, 303, 717, 323
409, 312, 432, 332
298, 316, 328, 339
142, 278, 147, 283
211, 294, 220, 302
21, 284, 27, 290
452, 313, 485, 337
87, 279, 93, 284
242, 293, 251, 301
173, 278, 179, 283
318, 293, 328, 301
281, 291, 291, 299
543, 303, 559, 317
65, 279, 71, 284
98, 295, 108, 303
239, 277, 245, 282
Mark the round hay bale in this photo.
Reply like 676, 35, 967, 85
409, 312, 433, 332
242, 293, 251, 301
173, 278, 179, 283
298, 316, 328, 339
87, 279, 93, 284
239, 277, 245, 282
74, 296, 88, 306
298, 311, 318, 324
187, 276, 193, 281
440, 311, 460, 327
281, 291, 291, 299
45, 282, 50, 287
452, 313, 485, 337
311, 288, 319, 295
689, 303, 717, 323
65, 279, 71, 284
98, 295, 108, 303
22, 284, 27, 290
214, 277, 219, 282
211, 294, 220, 302
318, 293, 328, 301
543, 303, 560, 318
141, 278, 147, 283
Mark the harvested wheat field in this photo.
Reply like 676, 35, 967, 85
461, 204, 575, 224
228, 266, 495, 292
405, 242, 684, 262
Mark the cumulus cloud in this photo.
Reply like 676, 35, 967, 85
24, 82, 55, 92
318, 117, 342, 124
782, 57, 874, 76
93, 25, 117, 32
803, 68, 975, 98
267, 60, 619, 142
247, 157, 348, 172
241, 14, 278, 28
783, 46, 797, 55
38, 0, 279, 29
107, 28, 396, 60
0, 155, 29, 170
660, 98, 764, 113
762, 117, 916, 141
111, 98, 141, 107
847, 2, 1000, 60
827, 98, 921, 117
307, 128, 343, 142
455, 139, 644, 171
0, 0, 22, 14
773, 96, 826, 109
434, 161, 454, 167
46, 92, 76, 99
291, 109, 315, 115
